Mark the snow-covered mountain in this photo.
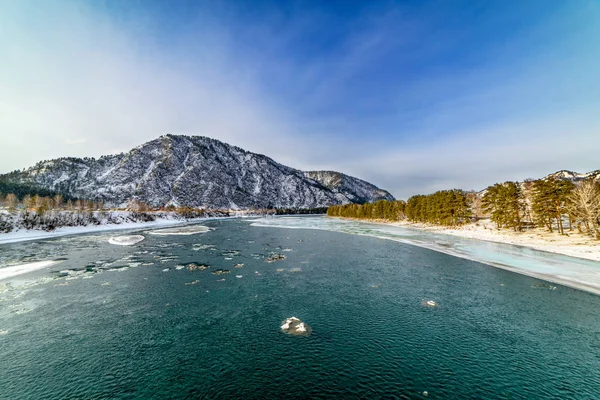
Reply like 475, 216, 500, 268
304, 171, 394, 204
0, 135, 394, 209
544, 169, 600, 182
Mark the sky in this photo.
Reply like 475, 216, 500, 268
1, 0, 599, 199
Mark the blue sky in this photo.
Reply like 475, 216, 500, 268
1, 0, 599, 198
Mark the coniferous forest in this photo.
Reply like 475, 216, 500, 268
328, 177, 600, 240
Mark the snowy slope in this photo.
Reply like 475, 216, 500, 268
303, 171, 394, 203
545, 169, 600, 182
1, 135, 395, 209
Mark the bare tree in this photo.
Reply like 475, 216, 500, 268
23, 195, 33, 209
54, 194, 63, 209
568, 179, 600, 239
5, 194, 18, 212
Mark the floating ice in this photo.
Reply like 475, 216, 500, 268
149, 225, 210, 236
266, 254, 286, 263
422, 300, 438, 307
234, 263, 244, 269
251, 216, 600, 295
0, 329, 8, 335
212, 269, 230, 275
236, 275, 243, 278
192, 244, 217, 251
108, 235, 145, 246
186, 263, 210, 271
0, 260, 64, 281
281, 317, 312, 336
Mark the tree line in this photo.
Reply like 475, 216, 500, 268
328, 177, 600, 239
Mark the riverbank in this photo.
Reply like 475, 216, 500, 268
338, 217, 600, 262
0, 214, 242, 245
0, 217, 190, 245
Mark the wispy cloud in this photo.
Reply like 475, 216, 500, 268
0, 0, 599, 199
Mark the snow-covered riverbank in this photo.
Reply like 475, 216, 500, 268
386, 219, 600, 262
0, 210, 240, 245
0, 217, 188, 245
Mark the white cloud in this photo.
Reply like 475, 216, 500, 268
0, 1, 598, 200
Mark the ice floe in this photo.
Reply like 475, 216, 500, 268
148, 225, 210, 236
0, 260, 64, 281
185, 263, 210, 271
281, 317, 312, 336
192, 244, 217, 251
212, 269, 230, 275
266, 254, 286, 263
108, 235, 145, 246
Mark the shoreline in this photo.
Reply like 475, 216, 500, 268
335, 217, 600, 263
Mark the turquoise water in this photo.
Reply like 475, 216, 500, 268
1, 217, 600, 399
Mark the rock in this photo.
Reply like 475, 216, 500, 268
281, 317, 312, 336
185, 280, 201, 285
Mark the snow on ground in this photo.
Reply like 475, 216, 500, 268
0, 260, 64, 281
108, 235, 145, 246
391, 219, 600, 262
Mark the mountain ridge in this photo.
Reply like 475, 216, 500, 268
0, 134, 394, 209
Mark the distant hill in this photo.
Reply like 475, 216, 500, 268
544, 169, 600, 183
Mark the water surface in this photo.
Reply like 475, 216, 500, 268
1, 218, 599, 399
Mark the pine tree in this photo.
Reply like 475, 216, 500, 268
531, 177, 574, 234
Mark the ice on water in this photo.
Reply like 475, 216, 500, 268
251, 216, 600, 294
148, 225, 210, 236
108, 235, 145, 246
